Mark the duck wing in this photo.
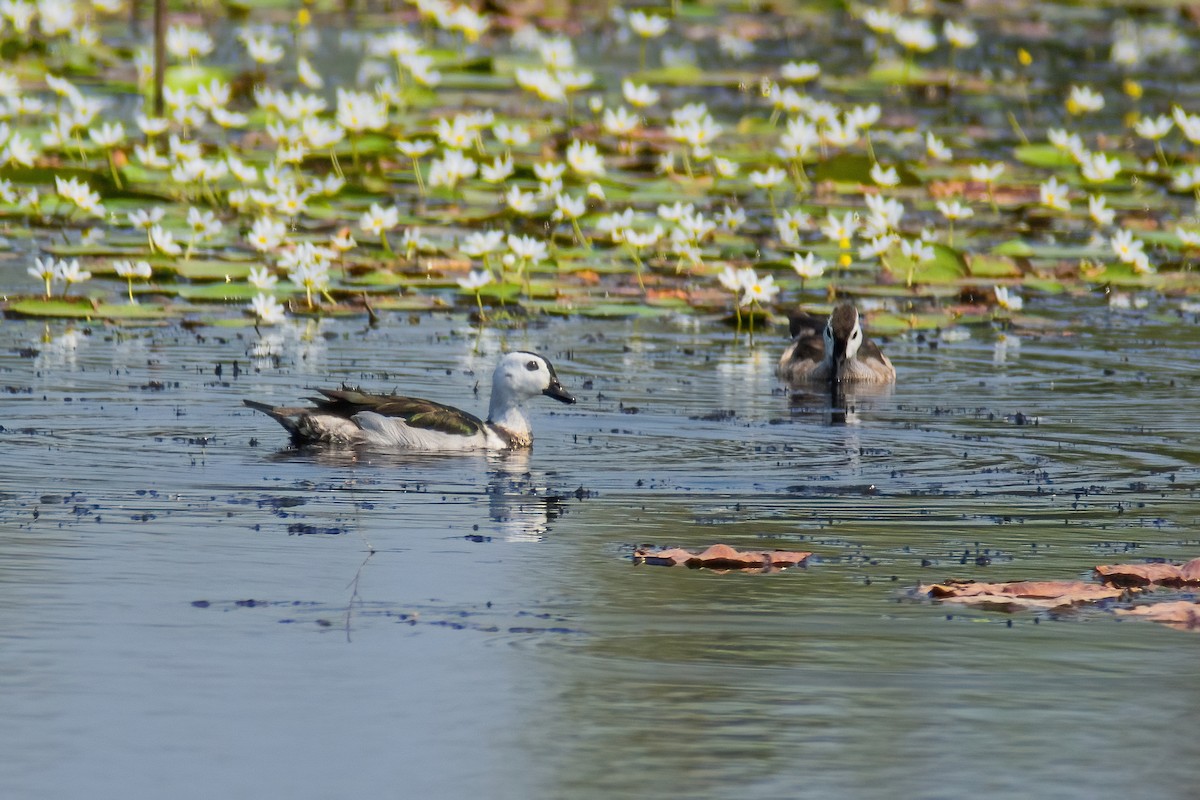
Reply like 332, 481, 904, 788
857, 337, 889, 363
786, 308, 826, 340
314, 388, 486, 437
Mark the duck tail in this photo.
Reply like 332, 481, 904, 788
243, 399, 301, 437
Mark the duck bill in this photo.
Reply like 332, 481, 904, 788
830, 340, 848, 384
543, 379, 577, 405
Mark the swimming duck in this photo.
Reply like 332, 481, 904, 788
777, 302, 896, 384
244, 351, 576, 450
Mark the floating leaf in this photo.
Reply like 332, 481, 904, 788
967, 254, 1022, 278
1012, 144, 1076, 170
633, 544, 812, 571
1095, 557, 1200, 588
881, 244, 966, 284
921, 579, 1125, 611
1115, 601, 1200, 632
6, 297, 180, 320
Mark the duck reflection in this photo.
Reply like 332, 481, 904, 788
786, 380, 893, 425
252, 445, 564, 542
485, 450, 565, 542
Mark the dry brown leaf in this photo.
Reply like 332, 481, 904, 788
921, 579, 1123, 610
1095, 557, 1200, 588
1116, 601, 1200, 631
633, 543, 811, 571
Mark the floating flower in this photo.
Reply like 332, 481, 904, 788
994, 285, 1024, 312
1066, 85, 1105, 115
944, 20, 978, 49
622, 80, 660, 109
1110, 229, 1145, 264
869, 163, 900, 187
250, 292, 286, 324
791, 252, 827, 281
925, 133, 952, 161
628, 10, 669, 38
1088, 194, 1115, 227
565, 139, 605, 177
1133, 114, 1173, 140
1039, 176, 1071, 211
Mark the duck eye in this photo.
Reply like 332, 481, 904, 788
525, 360, 539, 372
852, 330, 860, 339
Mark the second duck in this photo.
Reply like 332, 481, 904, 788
777, 302, 896, 385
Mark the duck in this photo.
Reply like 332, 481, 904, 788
777, 302, 896, 385
244, 351, 576, 450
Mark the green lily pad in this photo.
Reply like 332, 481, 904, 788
6, 297, 179, 319
173, 261, 255, 281
1013, 144, 1076, 170
968, 254, 1022, 278
811, 153, 921, 187
881, 244, 966, 284
866, 311, 953, 334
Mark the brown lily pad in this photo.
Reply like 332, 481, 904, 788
633, 543, 811, 571
1115, 601, 1200, 632
920, 579, 1125, 611
1094, 558, 1200, 588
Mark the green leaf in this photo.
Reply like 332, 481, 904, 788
6, 297, 179, 319
968, 254, 1022, 278
1013, 144, 1075, 170
881, 244, 966, 284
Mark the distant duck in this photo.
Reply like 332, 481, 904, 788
244, 351, 576, 450
778, 302, 896, 385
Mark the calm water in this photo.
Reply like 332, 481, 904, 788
2, 300, 1200, 799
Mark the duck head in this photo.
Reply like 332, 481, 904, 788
823, 303, 863, 383
493, 351, 576, 406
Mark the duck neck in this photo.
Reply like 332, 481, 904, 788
488, 393, 531, 440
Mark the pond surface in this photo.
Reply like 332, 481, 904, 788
2, 300, 1199, 799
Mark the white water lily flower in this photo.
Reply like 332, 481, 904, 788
893, 19, 937, 52
628, 9, 668, 38
457, 270, 493, 291
781, 61, 820, 83
944, 20, 978, 49
994, 285, 1024, 312
749, 167, 786, 189
925, 133, 952, 161
1133, 114, 1173, 140
1039, 176, 1071, 211
870, 163, 900, 187
791, 252, 827, 280
900, 238, 935, 263
969, 162, 1005, 183
936, 200, 974, 221
247, 265, 278, 290
740, 272, 779, 306
1088, 194, 1115, 227
1080, 151, 1121, 183
507, 234, 549, 264
242, 33, 284, 65
250, 292, 286, 324
504, 186, 538, 215
1110, 229, 1145, 264
621, 80, 660, 109
149, 224, 182, 256
359, 203, 399, 237
565, 140, 605, 177
551, 192, 586, 221
461, 230, 506, 257
1066, 85, 1104, 115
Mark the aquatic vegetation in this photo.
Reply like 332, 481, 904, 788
0, 0, 1198, 336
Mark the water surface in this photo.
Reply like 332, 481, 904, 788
2, 301, 1199, 799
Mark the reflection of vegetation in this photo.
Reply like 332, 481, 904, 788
1, 1, 1198, 336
